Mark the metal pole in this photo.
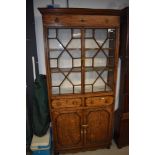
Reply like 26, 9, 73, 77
67, 0, 69, 8
51, 0, 54, 5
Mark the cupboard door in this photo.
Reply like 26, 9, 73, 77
48, 28, 82, 95
85, 107, 113, 146
52, 109, 83, 149
84, 28, 115, 93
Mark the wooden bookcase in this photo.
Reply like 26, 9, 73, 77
39, 8, 120, 154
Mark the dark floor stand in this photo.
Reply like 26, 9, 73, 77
113, 7, 129, 148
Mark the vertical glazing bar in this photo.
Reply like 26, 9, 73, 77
71, 29, 74, 68
106, 29, 110, 91
43, 26, 52, 122
81, 29, 85, 94
51, 0, 54, 5
114, 28, 120, 96
67, 0, 69, 8
73, 85, 75, 94
44, 27, 52, 97
92, 29, 95, 68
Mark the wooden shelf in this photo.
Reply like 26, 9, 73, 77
85, 66, 113, 72
51, 67, 81, 73
52, 86, 112, 95
51, 66, 113, 73
49, 48, 114, 51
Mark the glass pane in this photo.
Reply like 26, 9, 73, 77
101, 71, 108, 82
58, 51, 72, 68
73, 29, 81, 38
60, 79, 73, 94
49, 50, 62, 58
52, 87, 59, 94
84, 28, 115, 93
52, 73, 65, 86
73, 59, 81, 67
68, 72, 81, 85
85, 49, 97, 58
48, 29, 56, 38
49, 28, 82, 95
68, 49, 81, 58
48, 39, 63, 49
94, 51, 107, 67
74, 86, 81, 93
67, 39, 81, 49
93, 78, 105, 92
85, 85, 92, 93
85, 59, 92, 67
102, 39, 109, 48
105, 85, 112, 91
94, 29, 107, 46
85, 39, 98, 48
50, 59, 57, 68
85, 49, 97, 67
58, 29, 71, 46
85, 29, 93, 38
85, 71, 97, 84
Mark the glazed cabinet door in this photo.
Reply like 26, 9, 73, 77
52, 109, 83, 150
84, 106, 113, 146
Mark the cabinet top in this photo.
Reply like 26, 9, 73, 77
38, 8, 122, 16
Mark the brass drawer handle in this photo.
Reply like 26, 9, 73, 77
81, 19, 85, 22
82, 124, 88, 128
101, 97, 108, 103
81, 130, 86, 134
55, 17, 59, 23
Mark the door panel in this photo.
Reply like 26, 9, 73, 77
84, 28, 115, 93
52, 109, 83, 149
85, 107, 112, 145
48, 28, 82, 95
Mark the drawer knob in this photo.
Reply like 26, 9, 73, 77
55, 17, 59, 23
81, 19, 85, 22
82, 124, 88, 128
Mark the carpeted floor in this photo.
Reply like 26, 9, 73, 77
27, 140, 129, 155
60, 141, 129, 155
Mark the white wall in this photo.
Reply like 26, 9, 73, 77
33, 0, 128, 74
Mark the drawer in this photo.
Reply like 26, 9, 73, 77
42, 15, 120, 27
85, 96, 113, 107
51, 98, 82, 108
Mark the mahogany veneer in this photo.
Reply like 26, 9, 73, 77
39, 8, 120, 155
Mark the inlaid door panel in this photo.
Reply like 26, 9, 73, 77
52, 109, 83, 149
84, 107, 113, 146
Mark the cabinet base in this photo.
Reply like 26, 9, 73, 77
54, 143, 111, 154
54, 150, 59, 155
